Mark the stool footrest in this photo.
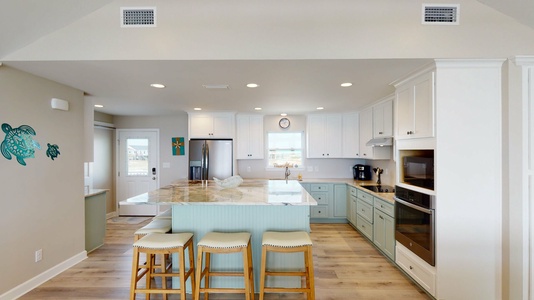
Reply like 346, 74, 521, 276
265, 271, 307, 276
263, 287, 310, 293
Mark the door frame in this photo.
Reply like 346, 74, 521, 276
115, 128, 160, 214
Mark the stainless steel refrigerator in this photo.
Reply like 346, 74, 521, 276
189, 139, 233, 180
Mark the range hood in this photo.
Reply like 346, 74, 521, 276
366, 137, 393, 147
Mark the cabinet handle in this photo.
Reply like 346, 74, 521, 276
409, 266, 414, 270
379, 131, 383, 134
379, 215, 384, 220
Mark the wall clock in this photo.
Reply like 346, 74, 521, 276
279, 117, 290, 129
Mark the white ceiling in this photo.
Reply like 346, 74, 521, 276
1, 0, 532, 116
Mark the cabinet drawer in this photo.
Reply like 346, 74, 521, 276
310, 205, 329, 218
310, 184, 329, 192
396, 244, 436, 296
356, 215, 373, 240
349, 186, 358, 197
357, 190, 373, 205
356, 199, 373, 223
310, 192, 329, 205
374, 197, 394, 217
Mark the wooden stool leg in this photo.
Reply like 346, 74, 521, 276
130, 247, 140, 300
178, 247, 186, 300
146, 254, 154, 300
160, 253, 167, 300
188, 242, 196, 296
247, 241, 255, 299
194, 246, 203, 300
306, 246, 315, 300
259, 246, 267, 300
242, 245, 251, 300
205, 252, 211, 300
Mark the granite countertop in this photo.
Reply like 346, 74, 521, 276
123, 179, 317, 206
84, 189, 108, 197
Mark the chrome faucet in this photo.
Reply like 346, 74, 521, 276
285, 166, 291, 183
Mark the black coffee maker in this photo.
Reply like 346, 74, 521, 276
353, 164, 371, 180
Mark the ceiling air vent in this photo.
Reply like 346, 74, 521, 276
422, 4, 459, 25
121, 7, 156, 27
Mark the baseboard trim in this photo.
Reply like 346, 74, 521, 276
0, 251, 87, 300
106, 211, 118, 219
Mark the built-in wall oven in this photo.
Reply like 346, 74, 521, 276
394, 185, 436, 266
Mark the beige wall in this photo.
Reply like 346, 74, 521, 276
114, 114, 189, 186
0, 65, 85, 295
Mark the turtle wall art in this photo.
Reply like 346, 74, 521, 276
46, 143, 60, 160
1, 123, 41, 166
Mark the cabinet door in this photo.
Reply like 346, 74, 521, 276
373, 99, 393, 138
212, 114, 233, 138
358, 108, 374, 159
307, 115, 326, 158
333, 184, 347, 218
350, 197, 358, 225
189, 114, 214, 138
373, 209, 395, 260
325, 115, 343, 157
342, 113, 359, 158
236, 115, 264, 159
395, 85, 414, 139
412, 72, 435, 139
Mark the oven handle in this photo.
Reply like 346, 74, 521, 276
394, 196, 434, 214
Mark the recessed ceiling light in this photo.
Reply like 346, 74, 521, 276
254, 107, 262, 111
194, 107, 202, 111
150, 83, 165, 88
316, 107, 324, 110
340, 82, 353, 87
247, 83, 259, 88
281, 113, 287, 117
94, 104, 104, 108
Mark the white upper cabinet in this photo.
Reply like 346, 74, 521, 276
358, 107, 391, 160
394, 71, 435, 140
307, 114, 343, 158
189, 113, 235, 139
342, 112, 359, 158
373, 98, 393, 138
236, 115, 264, 159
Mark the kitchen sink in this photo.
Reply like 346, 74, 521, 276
360, 185, 395, 193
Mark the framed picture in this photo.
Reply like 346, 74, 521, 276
172, 137, 185, 155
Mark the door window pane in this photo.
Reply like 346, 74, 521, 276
127, 138, 149, 176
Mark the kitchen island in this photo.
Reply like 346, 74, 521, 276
126, 179, 317, 289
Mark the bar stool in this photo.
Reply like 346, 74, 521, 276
134, 219, 173, 276
194, 232, 255, 300
153, 208, 172, 220
134, 219, 172, 241
130, 232, 195, 300
259, 231, 315, 300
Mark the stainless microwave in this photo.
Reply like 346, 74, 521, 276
402, 156, 434, 190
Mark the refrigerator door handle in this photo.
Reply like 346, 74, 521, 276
204, 142, 209, 179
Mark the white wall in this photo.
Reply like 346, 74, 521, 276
5, 0, 534, 61
0, 66, 85, 297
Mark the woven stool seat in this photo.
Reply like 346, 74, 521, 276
259, 231, 315, 300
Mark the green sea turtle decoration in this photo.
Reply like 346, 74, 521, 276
1, 123, 41, 166
46, 143, 60, 160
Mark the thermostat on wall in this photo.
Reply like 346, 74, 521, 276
51, 98, 69, 111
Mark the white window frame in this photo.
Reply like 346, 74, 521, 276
265, 131, 306, 171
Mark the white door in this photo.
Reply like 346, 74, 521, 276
117, 129, 159, 216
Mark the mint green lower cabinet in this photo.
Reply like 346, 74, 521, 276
85, 191, 107, 253
356, 215, 373, 240
373, 197, 395, 260
333, 184, 347, 218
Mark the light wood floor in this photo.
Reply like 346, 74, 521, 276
20, 218, 431, 300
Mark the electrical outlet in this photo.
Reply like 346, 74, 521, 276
246, 166, 251, 172
35, 249, 42, 262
